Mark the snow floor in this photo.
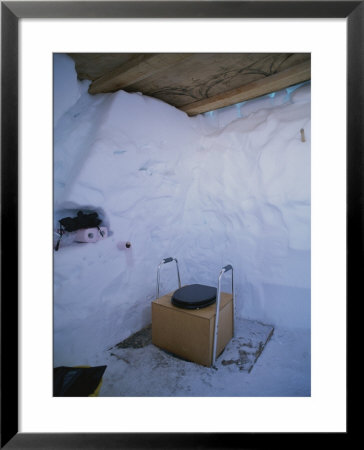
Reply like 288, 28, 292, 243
95, 318, 310, 397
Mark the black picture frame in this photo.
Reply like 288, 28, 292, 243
1, 1, 359, 448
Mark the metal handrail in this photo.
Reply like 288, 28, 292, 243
212, 264, 234, 367
156, 257, 181, 299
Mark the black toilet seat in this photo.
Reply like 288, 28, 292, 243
171, 284, 217, 309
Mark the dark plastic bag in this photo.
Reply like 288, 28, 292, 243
53, 365, 107, 397
59, 211, 102, 232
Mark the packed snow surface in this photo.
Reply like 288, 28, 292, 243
94, 320, 310, 397
53, 55, 310, 396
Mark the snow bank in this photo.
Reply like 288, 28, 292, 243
54, 55, 310, 366
53, 54, 84, 126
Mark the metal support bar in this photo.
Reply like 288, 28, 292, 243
212, 264, 234, 367
156, 257, 181, 299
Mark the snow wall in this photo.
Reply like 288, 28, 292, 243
54, 54, 310, 366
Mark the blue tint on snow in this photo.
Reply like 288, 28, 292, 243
113, 150, 127, 155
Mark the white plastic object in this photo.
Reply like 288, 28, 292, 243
75, 227, 108, 243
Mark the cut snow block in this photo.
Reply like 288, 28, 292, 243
152, 291, 233, 367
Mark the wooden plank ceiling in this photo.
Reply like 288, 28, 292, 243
69, 53, 311, 116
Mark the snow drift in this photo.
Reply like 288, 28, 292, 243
53, 54, 310, 366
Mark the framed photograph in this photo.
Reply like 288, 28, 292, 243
2, 1, 359, 448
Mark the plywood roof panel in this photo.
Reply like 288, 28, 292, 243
69, 53, 311, 115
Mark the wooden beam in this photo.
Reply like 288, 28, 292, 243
180, 60, 311, 116
88, 53, 191, 94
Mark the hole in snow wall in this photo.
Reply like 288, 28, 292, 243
54, 204, 111, 249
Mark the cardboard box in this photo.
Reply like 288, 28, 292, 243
152, 291, 233, 367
